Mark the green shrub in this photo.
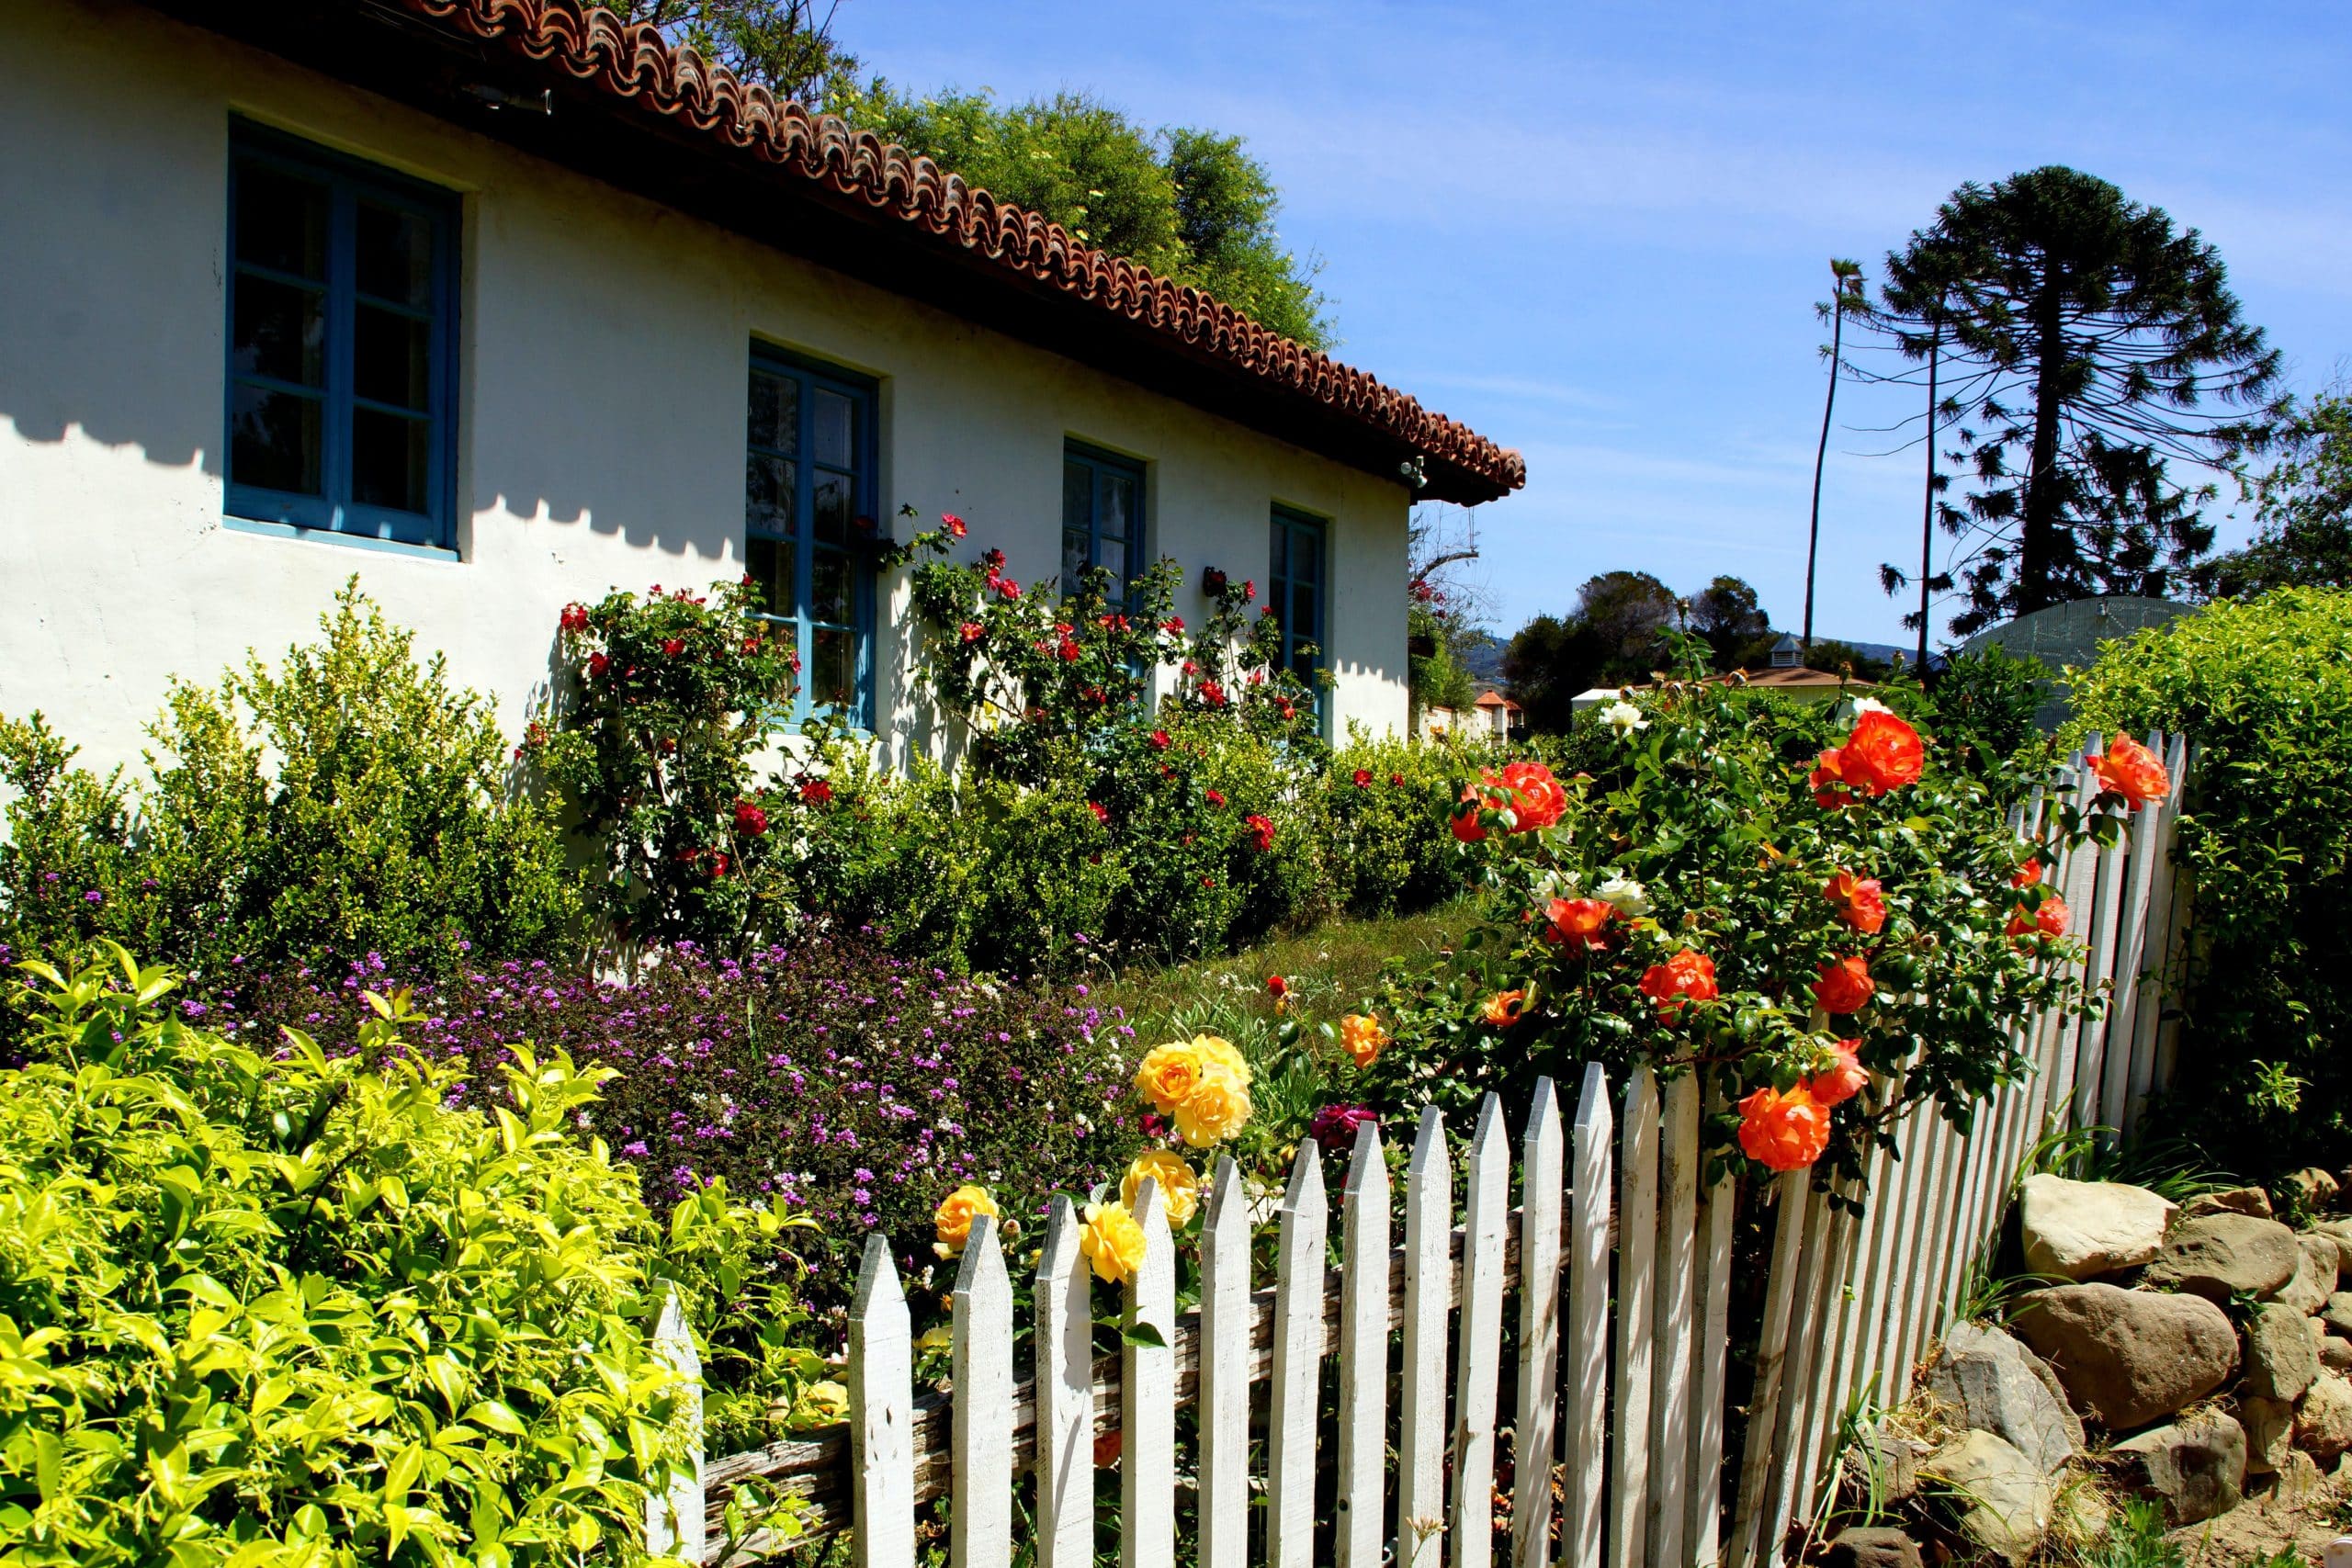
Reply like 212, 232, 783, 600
2064, 587, 2352, 1177
0, 946, 813, 1566
0, 582, 579, 978
1323, 728, 1481, 918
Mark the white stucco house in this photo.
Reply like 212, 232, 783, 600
0, 0, 1523, 773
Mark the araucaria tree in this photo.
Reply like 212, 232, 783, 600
1874, 166, 2283, 636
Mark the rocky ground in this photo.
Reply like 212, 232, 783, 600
1815, 1165, 2352, 1567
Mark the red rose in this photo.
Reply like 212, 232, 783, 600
1242, 580, 1256, 602
1088, 801, 1109, 825
1823, 871, 1887, 935
708, 852, 731, 878
1200, 681, 1227, 707
959, 622, 986, 643
1813, 955, 1874, 1015
1058, 638, 1082, 662
1246, 813, 1276, 852
1544, 897, 1612, 952
1162, 617, 1185, 635
1352, 769, 1373, 788
800, 778, 833, 806
1149, 729, 1172, 751
942, 513, 967, 538
1267, 975, 1288, 998
587, 652, 611, 677
1205, 789, 1226, 808
1390, 773, 1406, 787
1639, 950, 1718, 1020
2091, 733, 2169, 809
1837, 710, 1925, 795
983, 548, 1006, 570
2011, 857, 2042, 888
662, 637, 685, 658
560, 603, 590, 634
734, 799, 769, 838
741, 633, 763, 653
996, 579, 1022, 601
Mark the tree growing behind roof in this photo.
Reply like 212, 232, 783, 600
830, 83, 1334, 349
628, 0, 861, 106
1862, 166, 2284, 637
2194, 391, 2352, 597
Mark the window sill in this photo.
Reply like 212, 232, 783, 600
222, 513, 461, 563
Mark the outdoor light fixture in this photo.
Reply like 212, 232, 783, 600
461, 83, 553, 115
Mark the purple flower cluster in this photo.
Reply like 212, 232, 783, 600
219, 928, 1138, 1304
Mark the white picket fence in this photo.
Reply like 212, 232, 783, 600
653, 730, 2194, 1568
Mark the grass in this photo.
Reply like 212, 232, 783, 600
1090, 897, 1474, 1030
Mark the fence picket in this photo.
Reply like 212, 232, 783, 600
1511, 1078, 1566, 1568
1610, 1066, 1661, 1568
950, 1214, 1013, 1568
1729, 1174, 1810, 1567
1121, 1180, 1176, 1568
1196, 1160, 1250, 1568
1032, 1197, 1092, 1568
1565, 1063, 1615, 1568
1339, 1123, 1394, 1568
2140, 736, 2194, 1122
850, 1235, 917, 1568
645, 1286, 705, 1562
1398, 1106, 1453, 1568
1763, 1178, 1844, 1558
1686, 1147, 1736, 1566
1270, 1144, 1330, 1568
1452, 1095, 1511, 1568
1647, 1073, 1701, 1568
2098, 735, 2168, 1129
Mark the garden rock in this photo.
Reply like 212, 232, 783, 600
2018, 1174, 2174, 1280
1825, 1527, 1923, 1568
2109, 1410, 2247, 1526
2182, 1187, 2273, 1222
2240, 1395, 2293, 1474
2012, 1283, 2237, 1430
2246, 1303, 2322, 1403
2143, 1213, 2300, 1303
2282, 1167, 2341, 1213
2323, 1293, 2352, 1337
2305, 1219, 2352, 1275
2269, 1235, 2337, 1315
1925, 1429, 2054, 1564
2323, 1336, 2352, 1373
1928, 1321, 2083, 1472
2267, 1449, 2323, 1505
2293, 1371, 2352, 1464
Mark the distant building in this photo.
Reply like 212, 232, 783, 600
1959, 596, 2188, 730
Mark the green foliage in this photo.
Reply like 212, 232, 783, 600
524, 576, 803, 956
2197, 390, 2352, 596
0, 582, 579, 978
2064, 587, 2352, 1177
0, 945, 812, 1566
1322, 729, 1474, 919
1408, 601, 1476, 716
1919, 647, 2056, 785
626, 0, 858, 103
831, 84, 1331, 349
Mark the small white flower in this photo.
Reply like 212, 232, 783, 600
1595, 876, 1652, 919
1847, 695, 1894, 720
1600, 700, 1648, 736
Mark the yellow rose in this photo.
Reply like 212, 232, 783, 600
1190, 1033, 1251, 1089
933, 1183, 1000, 1255
1340, 1013, 1390, 1068
1121, 1150, 1201, 1225
1133, 1039, 1206, 1115
1174, 1066, 1252, 1148
786, 1379, 849, 1432
1079, 1201, 1148, 1284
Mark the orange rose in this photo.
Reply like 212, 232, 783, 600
2007, 894, 2070, 940
1499, 761, 1566, 832
1545, 897, 1613, 952
1481, 988, 1530, 1028
1737, 1085, 1830, 1171
2010, 857, 2042, 888
2091, 733, 2169, 809
1810, 748, 1854, 809
1339, 1012, 1390, 1067
1823, 871, 1887, 935
1804, 1039, 1870, 1108
1837, 710, 1925, 795
1638, 950, 1718, 1021
1813, 954, 1874, 1015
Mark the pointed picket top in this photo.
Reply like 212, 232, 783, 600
1510, 1077, 1565, 1568
1122, 1177, 1177, 1568
850, 1233, 916, 1568
1396, 1103, 1453, 1568
645, 1283, 705, 1562
1197, 1156, 1251, 1568
1033, 1197, 1092, 1568
1283, 1134, 1329, 1221
951, 1213, 1013, 1568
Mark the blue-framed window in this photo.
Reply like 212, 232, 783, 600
745, 348, 876, 726
1269, 505, 1329, 728
225, 123, 460, 549
1061, 442, 1145, 602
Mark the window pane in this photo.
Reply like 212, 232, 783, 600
749, 369, 798, 455
231, 384, 322, 495
746, 454, 796, 537
232, 273, 325, 387
810, 626, 855, 709
812, 389, 854, 468
235, 163, 328, 278
1063, 530, 1089, 590
354, 304, 429, 410
352, 407, 429, 513
1295, 527, 1320, 581
1101, 471, 1135, 549
811, 547, 852, 626
355, 201, 433, 308
1271, 519, 1288, 581
812, 472, 851, 545
1097, 535, 1125, 583
1062, 460, 1091, 534
745, 534, 796, 619
1293, 581, 1318, 639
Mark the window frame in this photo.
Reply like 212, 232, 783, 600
1060, 441, 1148, 603
744, 344, 880, 729
1269, 503, 1331, 736
222, 121, 462, 552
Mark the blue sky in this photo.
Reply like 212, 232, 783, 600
837, 2, 2352, 649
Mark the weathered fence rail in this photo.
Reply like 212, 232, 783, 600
658, 730, 2194, 1568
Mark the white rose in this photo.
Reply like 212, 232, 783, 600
1600, 700, 1649, 736
1595, 876, 1652, 919
1848, 695, 1894, 720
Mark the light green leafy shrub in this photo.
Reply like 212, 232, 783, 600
0, 946, 813, 1566
2064, 586, 2352, 1176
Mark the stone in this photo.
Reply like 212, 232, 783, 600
1928, 1321, 2086, 1472
2267, 1449, 2324, 1505
2247, 1303, 2323, 1403
2271, 1235, 2339, 1315
2109, 1410, 2247, 1526
2241, 1395, 2294, 1474
2182, 1187, 2275, 1221
2324, 1336, 2352, 1372
2282, 1167, 2341, 1213
2051, 1482, 2113, 1548
1925, 1429, 2055, 1564
2019, 1174, 2176, 1280
2324, 1293, 2352, 1337
2307, 1220, 2352, 1277
1824, 1526, 1924, 1568
2294, 1371, 2352, 1464
2143, 1213, 2301, 1303
2012, 1283, 2239, 1430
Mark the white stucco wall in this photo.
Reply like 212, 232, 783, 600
0, 0, 1413, 777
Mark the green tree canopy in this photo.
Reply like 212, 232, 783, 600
628, 0, 860, 104
1871, 166, 2284, 637
2195, 392, 2352, 597
1690, 574, 1773, 671
831, 83, 1333, 349
1501, 571, 1681, 732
